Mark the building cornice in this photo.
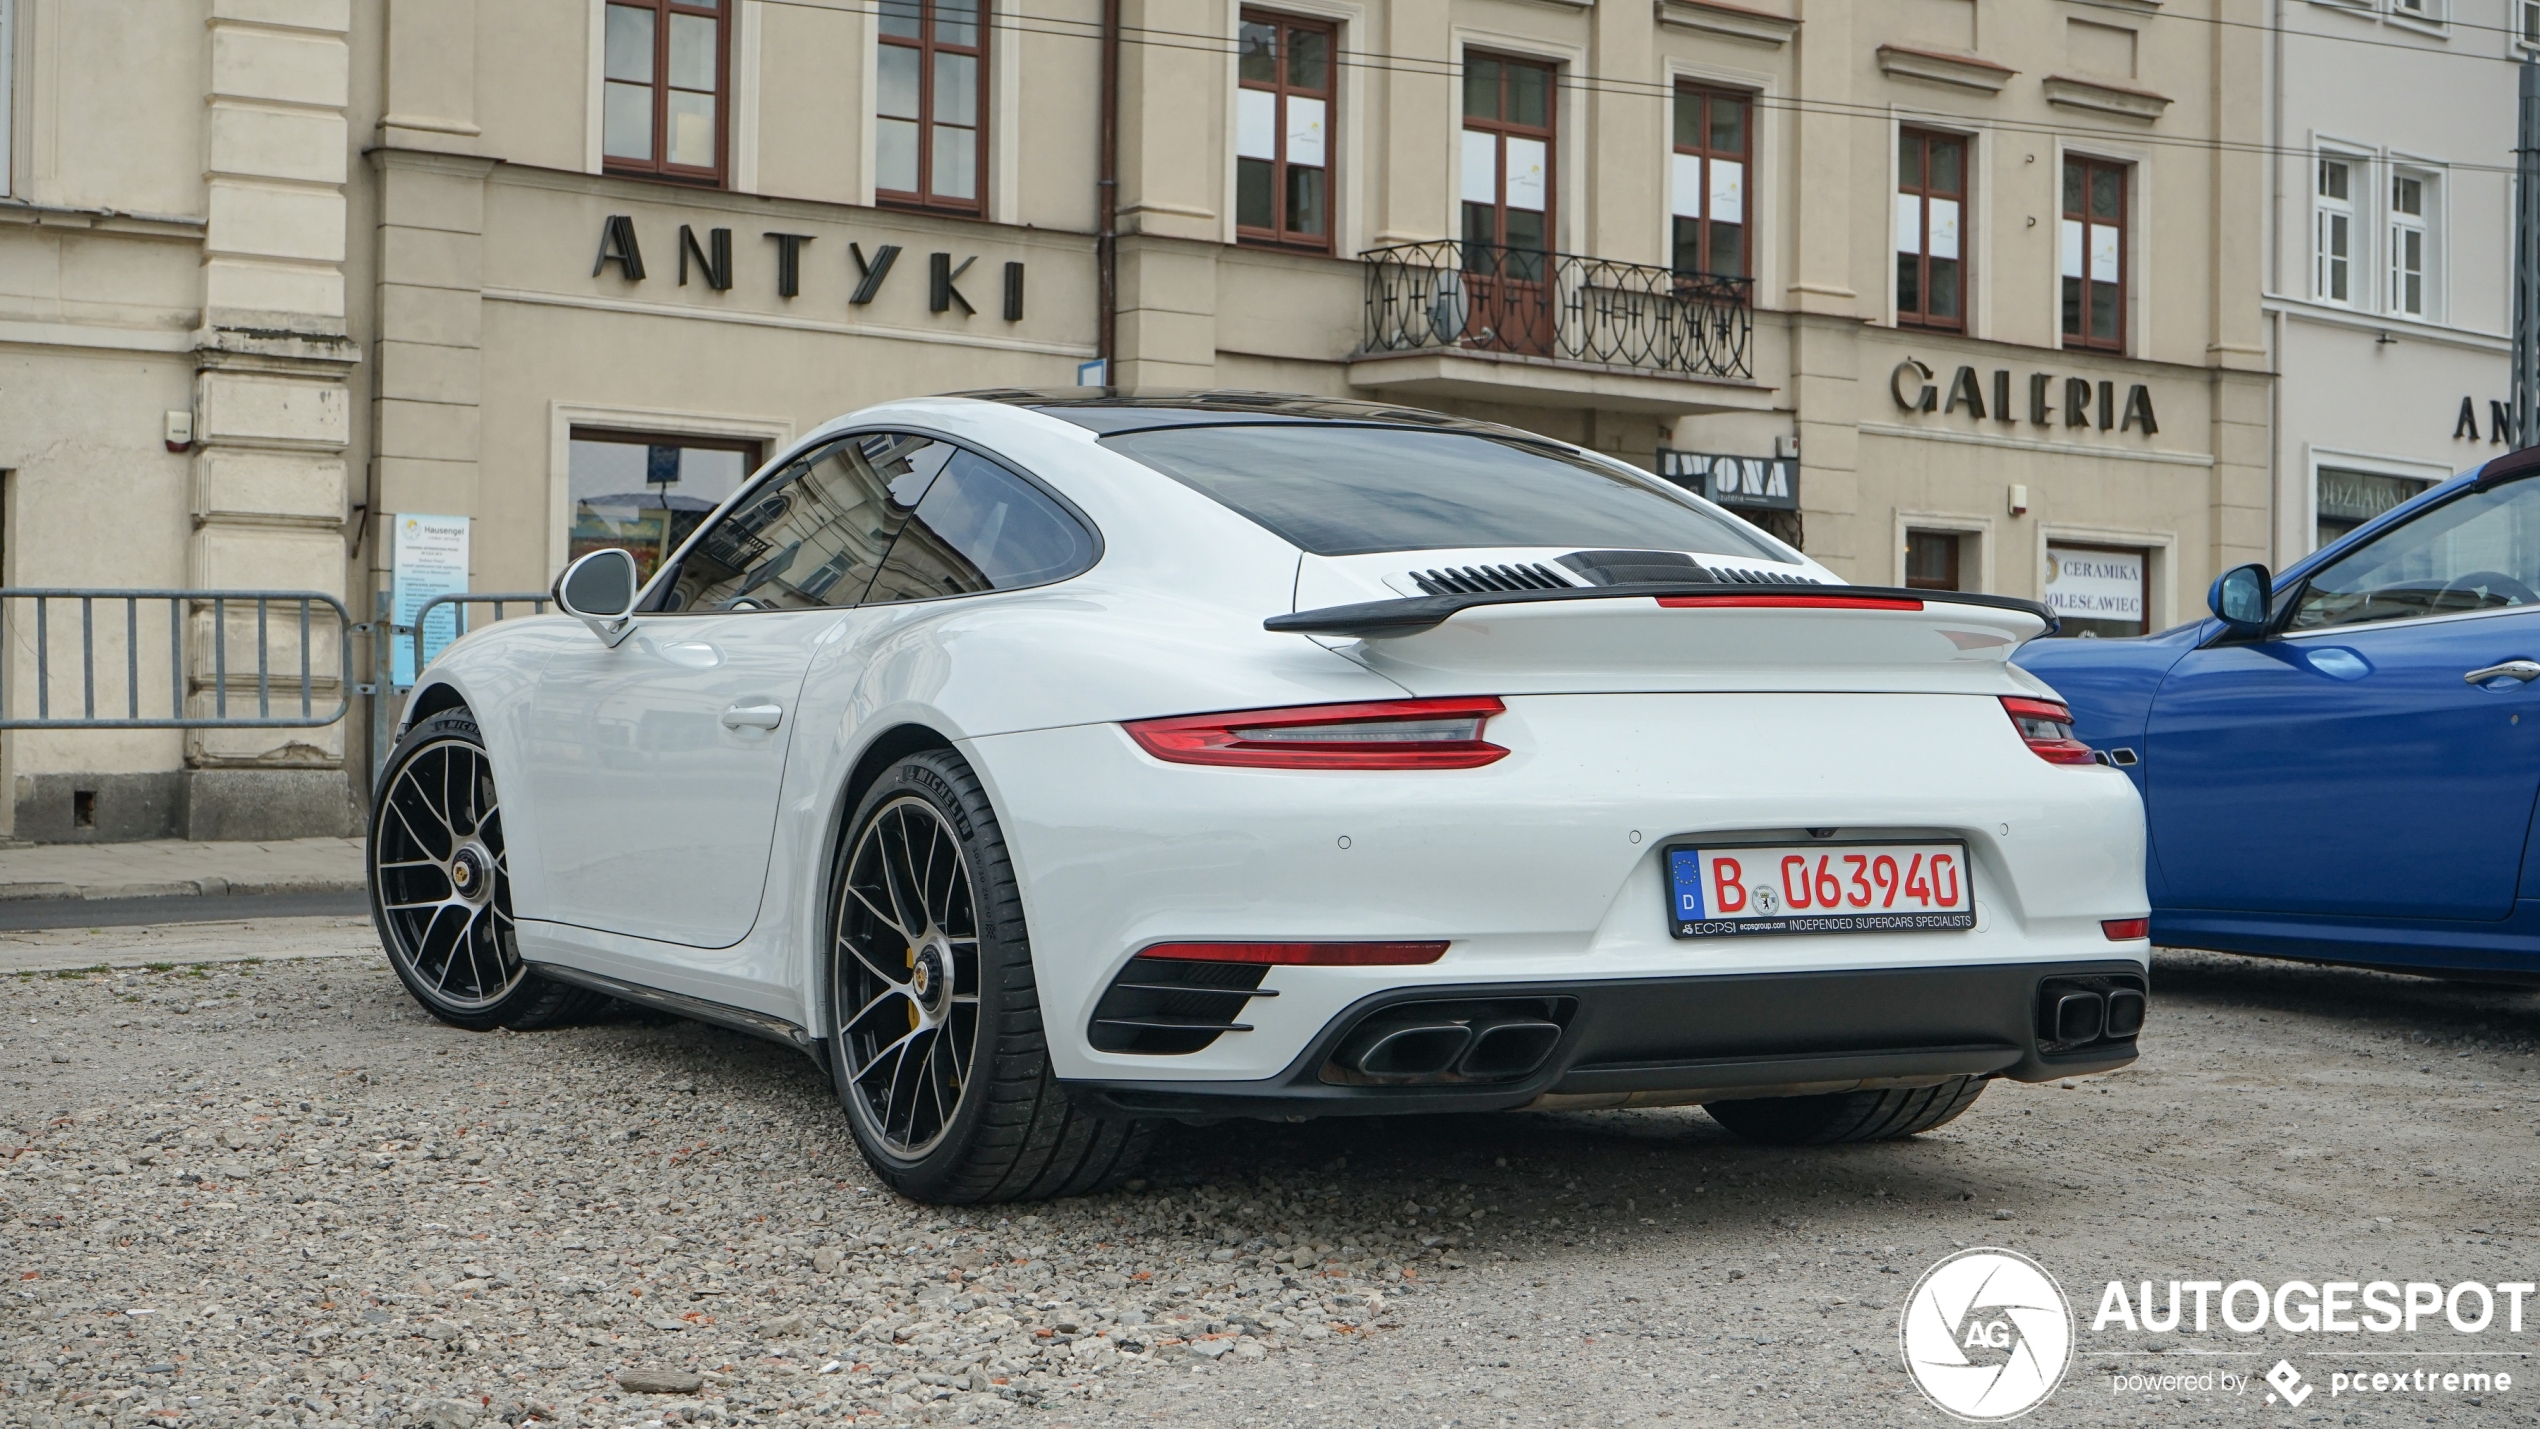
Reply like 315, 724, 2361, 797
2262, 293, 2512, 355
2041, 74, 2173, 121
0, 199, 206, 241
1655, 0, 1799, 46
1875, 45, 2015, 95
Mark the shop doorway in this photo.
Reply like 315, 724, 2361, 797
2042, 543, 2149, 638
567, 430, 764, 585
2315, 466, 2433, 552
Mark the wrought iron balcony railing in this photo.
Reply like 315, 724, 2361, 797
1360, 240, 1754, 381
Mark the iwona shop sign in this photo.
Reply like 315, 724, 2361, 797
1890, 358, 2159, 435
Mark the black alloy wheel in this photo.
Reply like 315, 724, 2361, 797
829, 748, 1152, 1202
369, 708, 601, 1031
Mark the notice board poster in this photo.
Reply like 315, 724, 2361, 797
393, 513, 470, 687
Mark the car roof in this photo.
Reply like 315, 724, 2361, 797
945, 387, 1572, 443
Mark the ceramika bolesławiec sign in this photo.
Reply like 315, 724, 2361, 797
591, 214, 1027, 320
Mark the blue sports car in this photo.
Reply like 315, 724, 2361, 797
2015, 445, 2540, 979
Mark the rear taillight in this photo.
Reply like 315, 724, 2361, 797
1139, 941, 1450, 966
1125, 697, 1508, 770
2102, 918, 2150, 941
2001, 697, 2099, 765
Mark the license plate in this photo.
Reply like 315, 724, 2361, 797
1664, 841, 1975, 939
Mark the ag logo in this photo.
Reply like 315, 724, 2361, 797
1900, 1247, 2072, 1422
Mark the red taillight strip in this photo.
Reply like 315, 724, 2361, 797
1125, 696, 1509, 770
2000, 696, 2100, 766
1138, 941, 1451, 966
1654, 594, 1925, 611
2102, 918, 2150, 941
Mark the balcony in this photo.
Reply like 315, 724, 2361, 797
1350, 240, 1762, 413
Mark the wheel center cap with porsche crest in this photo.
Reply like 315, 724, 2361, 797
910, 942, 950, 1015
449, 847, 489, 902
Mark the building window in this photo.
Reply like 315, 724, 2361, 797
1904, 531, 1964, 591
2042, 544, 2148, 638
1235, 12, 1334, 252
877, 0, 987, 215
2060, 156, 2127, 351
1461, 54, 1556, 262
2314, 156, 2354, 306
2390, 169, 2433, 318
1670, 87, 1750, 280
1896, 129, 1966, 329
2525, 0, 2540, 46
2390, 0, 2443, 26
2315, 467, 2432, 551
568, 431, 762, 586
602, 0, 730, 184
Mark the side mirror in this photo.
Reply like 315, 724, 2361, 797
2208, 562, 2273, 635
553, 548, 640, 647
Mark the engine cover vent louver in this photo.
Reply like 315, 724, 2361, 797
1408, 563, 1574, 596
1704, 566, 1824, 586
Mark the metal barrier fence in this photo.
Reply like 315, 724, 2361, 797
0, 589, 351, 730
397, 591, 552, 692
1361, 239, 1755, 380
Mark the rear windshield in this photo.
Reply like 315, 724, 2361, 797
1102, 424, 1787, 561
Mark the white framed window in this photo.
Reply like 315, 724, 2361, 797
2314, 155, 2356, 306
2388, 168, 2437, 318
2523, 0, 2540, 48
2387, 0, 2445, 27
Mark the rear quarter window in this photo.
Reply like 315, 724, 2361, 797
1102, 423, 1786, 561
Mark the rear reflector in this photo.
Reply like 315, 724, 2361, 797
1125, 696, 1508, 770
1138, 941, 1451, 966
2001, 696, 2100, 765
2102, 917, 2150, 941
1655, 594, 1924, 611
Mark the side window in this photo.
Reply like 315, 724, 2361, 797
2288, 480, 2540, 632
863, 449, 1098, 605
659, 433, 953, 612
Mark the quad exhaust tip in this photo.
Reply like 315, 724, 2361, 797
2036, 974, 2148, 1053
1325, 1001, 1572, 1086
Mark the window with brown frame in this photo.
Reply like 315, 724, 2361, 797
602, 0, 730, 184
877, 0, 987, 215
1669, 86, 1750, 280
1896, 129, 1966, 330
2061, 155, 2128, 351
1904, 530, 1964, 591
1461, 54, 1555, 263
1236, 11, 1334, 252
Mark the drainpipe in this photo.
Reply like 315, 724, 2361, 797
1097, 0, 1121, 387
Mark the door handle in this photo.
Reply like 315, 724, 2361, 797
2465, 661, 2540, 686
720, 702, 785, 730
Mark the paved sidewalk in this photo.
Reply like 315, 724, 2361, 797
0, 913, 378, 973
0, 835, 363, 902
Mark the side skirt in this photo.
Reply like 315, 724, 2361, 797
530, 960, 828, 1066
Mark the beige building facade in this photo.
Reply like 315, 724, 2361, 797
0, 0, 2269, 841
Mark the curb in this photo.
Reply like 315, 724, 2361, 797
0, 877, 365, 903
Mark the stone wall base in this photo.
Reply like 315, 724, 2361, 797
12, 768, 358, 843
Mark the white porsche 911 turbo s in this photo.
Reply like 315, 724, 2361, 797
371, 390, 2150, 1203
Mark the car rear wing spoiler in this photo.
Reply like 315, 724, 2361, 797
1265, 583, 2058, 639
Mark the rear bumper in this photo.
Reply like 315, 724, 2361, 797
1061, 959, 2144, 1120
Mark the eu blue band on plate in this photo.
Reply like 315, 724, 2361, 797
1669, 849, 1706, 920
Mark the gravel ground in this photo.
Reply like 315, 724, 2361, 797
6, 931, 2540, 1427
